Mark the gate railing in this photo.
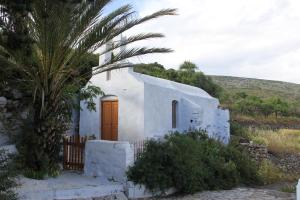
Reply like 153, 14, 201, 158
63, 135, 87, 171
130, 139, 148, 161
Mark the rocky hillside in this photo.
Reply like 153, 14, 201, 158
210, 75, 300, 103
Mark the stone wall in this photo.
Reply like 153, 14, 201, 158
269, 153, 300, 174
0, 88, 27, 145
240, 142, 268, 162
240, 142, 300, 174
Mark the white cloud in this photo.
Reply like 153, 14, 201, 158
115, 0, 300, 83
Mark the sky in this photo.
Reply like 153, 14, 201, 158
106, 0, 300, 84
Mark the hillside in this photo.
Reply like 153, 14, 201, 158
210, 76, 300, 128
210, 76, 300, 103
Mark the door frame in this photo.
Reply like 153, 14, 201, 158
100, 99, 119, 140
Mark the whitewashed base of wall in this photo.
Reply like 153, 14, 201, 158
84, 140, 176, 199
297, 179, 300, 200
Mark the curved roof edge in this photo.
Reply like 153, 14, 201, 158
128, 67, 216, 100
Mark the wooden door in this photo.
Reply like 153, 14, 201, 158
101, 100, 118, 141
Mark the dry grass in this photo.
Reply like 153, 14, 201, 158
246, 129, 300, 184
233, 114, 300, 127
249, 129, 300, 154
257, 160, 284, 185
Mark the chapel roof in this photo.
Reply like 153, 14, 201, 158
131, 69, 215, 100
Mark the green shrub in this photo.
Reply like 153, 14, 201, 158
224, 142, 262, 185
251, 137, 267, 145
230, 121, 249, 139
23, 169, 47, 180
127, 130, 260, 194
0, 150, 17, 200
127, 140, 174, 191
134, 62, 223, 98
280, 185, 296, 193
258, 160, 283, 185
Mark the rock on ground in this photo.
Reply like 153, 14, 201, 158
157, 188, 295, 200
0, 96, 7, 107
0, 133, 9, 146
0, 144, 17, 154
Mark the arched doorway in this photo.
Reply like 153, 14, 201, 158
101, 96, 118, 141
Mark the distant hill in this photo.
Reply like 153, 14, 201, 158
209, 76, 300, 103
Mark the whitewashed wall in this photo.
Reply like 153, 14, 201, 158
143, 84, 181, 138
142, 79, 229, 143
84, 140, 133, 182
212, 109, 230, 143
80, 68, 145, 141
297, 179, 300, 200
80, 68, 230, 143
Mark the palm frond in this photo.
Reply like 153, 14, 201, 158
93, 47, 173, 74
10, 0, 176, 113
81, 8, 177, 54
0, 54, 17, 69
98, 33, 165, 56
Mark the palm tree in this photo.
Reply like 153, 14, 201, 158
179, 61, 198, 72
0, 0, 176, 174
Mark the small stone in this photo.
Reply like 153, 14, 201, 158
21, 110, 29, 119
0, 96, 7, 108
4, 113, 12, 118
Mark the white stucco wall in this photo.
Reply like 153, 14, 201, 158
80, 68, 145, 141
80, 67, 230, 143
297, 179, 300, 200
143, 83, 182, 138
84, 140, 133, 182
212, 108, 230, 143
142, 82, 229, 142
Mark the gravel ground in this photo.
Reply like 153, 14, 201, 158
70, 187, 296, 200
157, 187, 296, 200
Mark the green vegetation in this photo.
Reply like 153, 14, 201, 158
231, 114, 300, 130
134, 61, 222, 98
210, 75, 300, 103
133, 62, 300, 189
280, 185, 296, 193
232, 93, 292, 118
257, 160, 284, 185
134, 62, 300, 126
248, 129, 300, 155
231, 126, 300, 154
0, 0, 33, 92
0, 0, 176, 177
209, 76, 300, 129
211, 76, 300, 117
231, 123, 300, 155
127, 130, 260, 194
230, 123, 300, 184
0, 150, 17, 200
